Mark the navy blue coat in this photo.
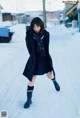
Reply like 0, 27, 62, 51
23, 30, 55, 81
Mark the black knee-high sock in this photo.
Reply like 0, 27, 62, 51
27, 85, 34, 92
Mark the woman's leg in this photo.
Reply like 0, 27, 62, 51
28, 75, 36, 86
46, 71, 60, 91
24, 75, 36, 109
46, 71, 55, 80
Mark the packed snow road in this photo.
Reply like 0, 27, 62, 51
0, 24, 80, 118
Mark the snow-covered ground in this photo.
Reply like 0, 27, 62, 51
0, 23, 80, 118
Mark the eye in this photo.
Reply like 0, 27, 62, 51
38, 26, 40, 28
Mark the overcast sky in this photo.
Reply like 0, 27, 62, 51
0, 0, 64, 13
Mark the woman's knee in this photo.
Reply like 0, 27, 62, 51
28, 75, 36, 86
46, 71, 55, 79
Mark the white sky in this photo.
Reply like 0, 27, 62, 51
0, 0, 65, 13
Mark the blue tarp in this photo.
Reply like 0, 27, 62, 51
0, 28, 10, 37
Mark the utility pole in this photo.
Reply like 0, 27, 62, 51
42, 0, 47, 28
62, 1, 66, 25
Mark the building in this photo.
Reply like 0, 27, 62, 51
63, 0, 78, 27
25, 10, 62, 25
0, 5, 3, 21
2, 13, 16, 21
25, 11, 43, 23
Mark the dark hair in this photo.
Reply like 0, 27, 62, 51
30, 17, 44, 34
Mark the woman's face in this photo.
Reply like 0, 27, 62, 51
33, 24, 41, 33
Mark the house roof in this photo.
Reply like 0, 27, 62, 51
63, 0, 78, 4
66, 2, 78, 16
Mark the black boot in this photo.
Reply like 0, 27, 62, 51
24, 85, 34, 109
52, 78, 60, 92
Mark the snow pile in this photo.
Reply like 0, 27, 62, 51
9, 24, 26, 42
0, 21, 13, 27
0, 23, 80, 118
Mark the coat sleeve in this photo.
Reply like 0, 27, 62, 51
46, 31, 53, 64
25, 33, 32, 55
46, 31, 50, 52
46, 31, 55, 76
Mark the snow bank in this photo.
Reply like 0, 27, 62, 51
0, 21, 13, 27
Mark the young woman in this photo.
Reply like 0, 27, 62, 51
23, 17, 60, 109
